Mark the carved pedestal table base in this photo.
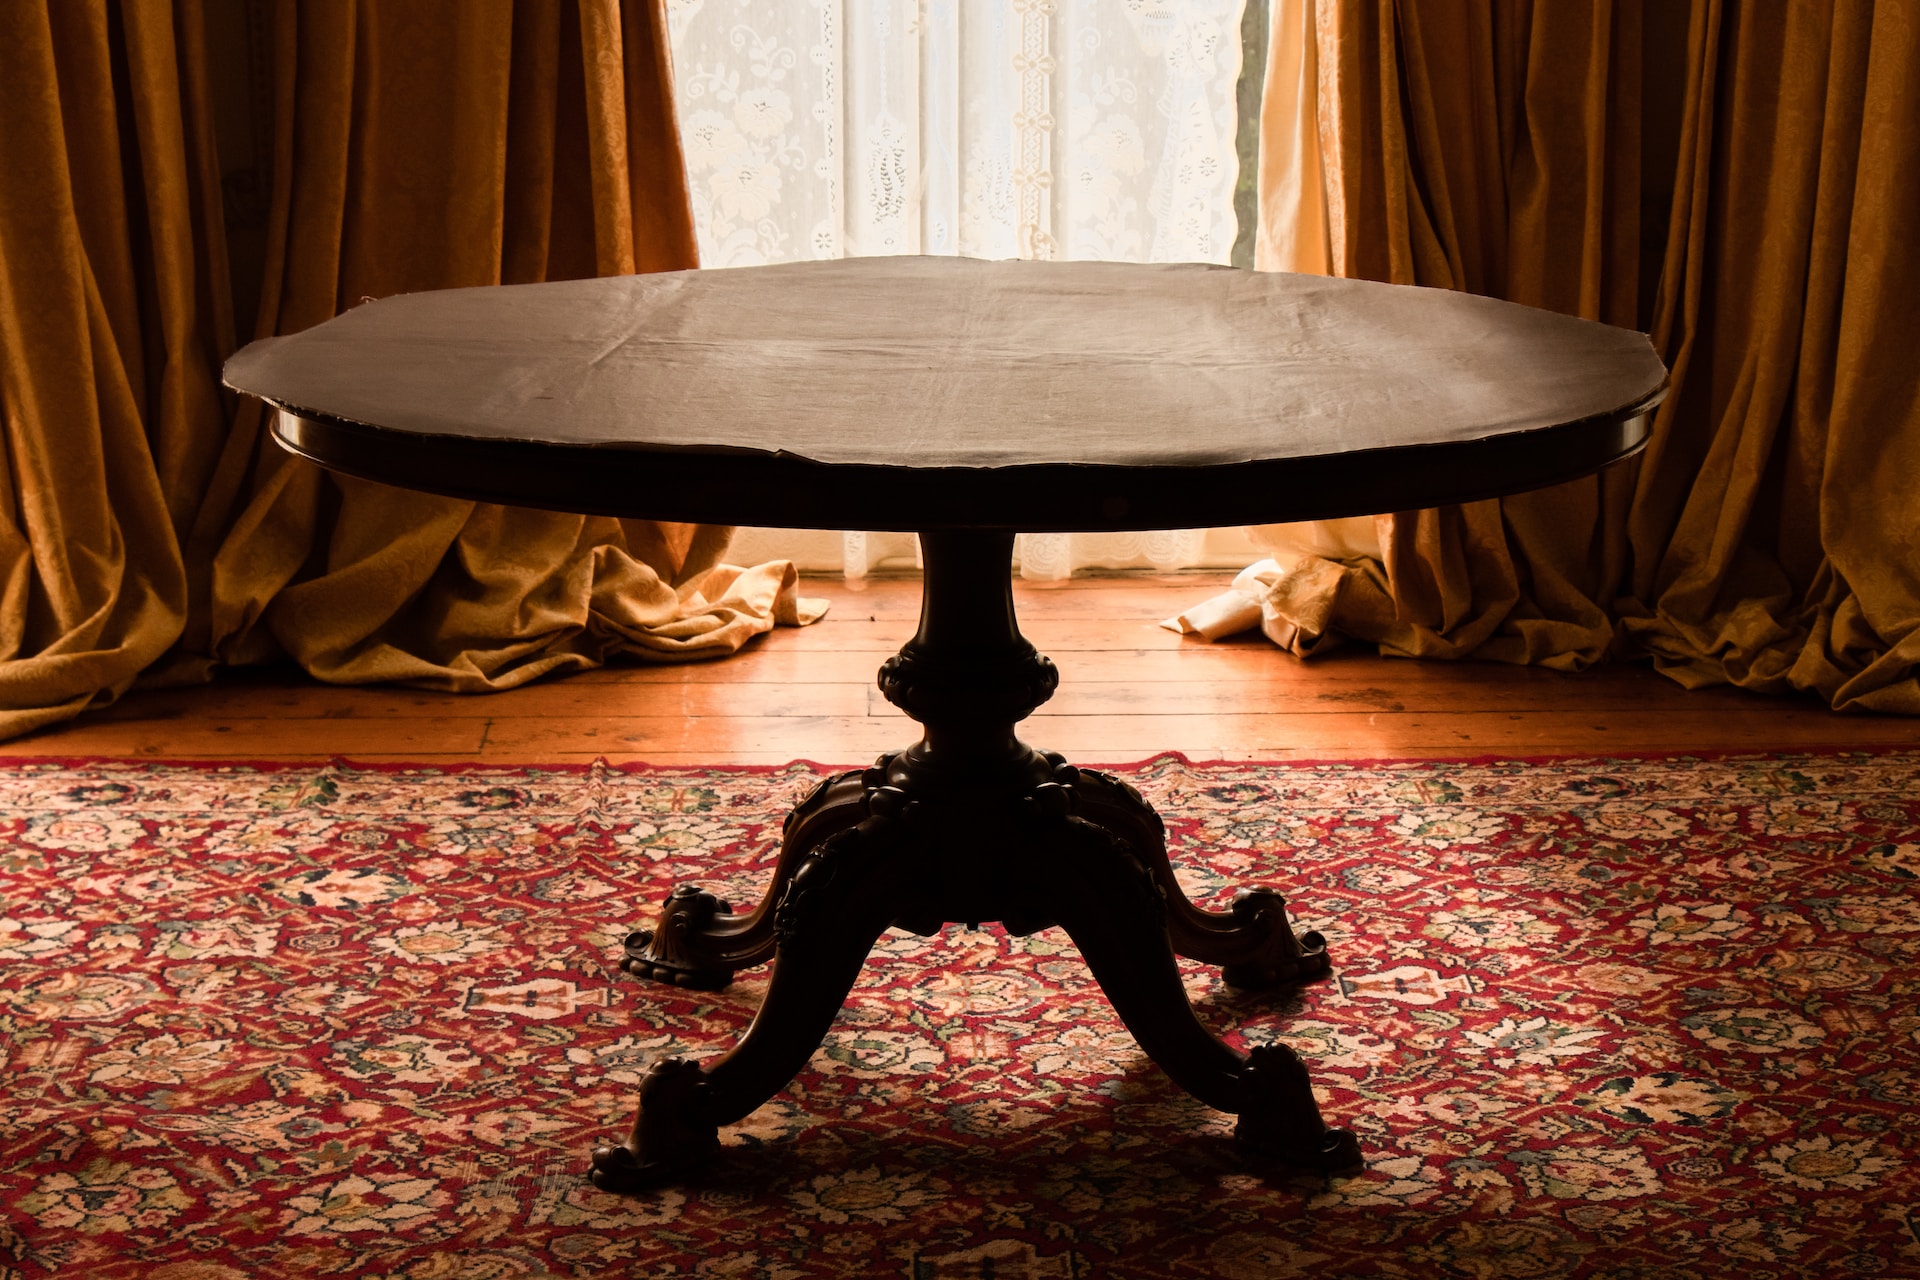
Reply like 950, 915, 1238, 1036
590, 531, 1361, 1191
226, 253, 1666, 1197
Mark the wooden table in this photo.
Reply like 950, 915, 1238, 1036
225, 255, 1667, 1190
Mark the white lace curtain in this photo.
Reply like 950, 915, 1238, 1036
667, 0, 1252, 579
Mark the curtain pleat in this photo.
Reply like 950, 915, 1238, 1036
179, 0, 741, 692
1243, 0, 1918, 712
1255, 0, 1332, 275
1244, 0, 1643, 671
1615, 0, 1920, 712
0, 2, 204, 738
0, 0, 812, 744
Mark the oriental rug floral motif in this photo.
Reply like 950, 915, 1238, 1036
2, 751, 1918, 1279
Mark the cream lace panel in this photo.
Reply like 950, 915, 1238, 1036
667, 0, 1248, 579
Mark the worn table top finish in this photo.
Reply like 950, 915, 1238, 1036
225, 255, 1666, 532
224, 256, 1670, 1191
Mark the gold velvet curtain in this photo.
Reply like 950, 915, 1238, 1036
1251, 0, 1919, 713
0, 1, 813, 744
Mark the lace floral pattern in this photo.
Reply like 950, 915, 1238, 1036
667, 0, 1248, 578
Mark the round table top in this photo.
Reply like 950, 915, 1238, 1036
225, 256, 1666, 532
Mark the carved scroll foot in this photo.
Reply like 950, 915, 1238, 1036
1218, 888, 1331, 990
594, 809, 927, 1193
1234, 1041, 1363, 1173
1064, 765, 1331, 989
1031, 810, 1359, 1178
619, 769, 874, 990
621, 888, 739, 990
589, 1056, 719, 1191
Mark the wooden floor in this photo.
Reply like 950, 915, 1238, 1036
10, 572, 1916, 765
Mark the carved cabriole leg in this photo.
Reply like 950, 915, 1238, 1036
1040, 814, 1361, 1173
592, 807, 933, 1191
621, 767, 874, 988
1062, 766, 1333, 989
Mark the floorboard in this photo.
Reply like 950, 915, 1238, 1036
7, 572, 1914, 765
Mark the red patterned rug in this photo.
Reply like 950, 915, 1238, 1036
2, 751, 1918, 1279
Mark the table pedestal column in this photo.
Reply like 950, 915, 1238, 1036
592, 530, 1360, 1191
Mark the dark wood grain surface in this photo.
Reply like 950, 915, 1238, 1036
226, 257, 1666, 531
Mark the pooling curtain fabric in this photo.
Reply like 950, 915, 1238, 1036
1201, 0, 1648, 671
1616, 1, 1920, 713
1228, 0, 1919, 712
181, 0, 765, 688
0, 0, 817, 744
